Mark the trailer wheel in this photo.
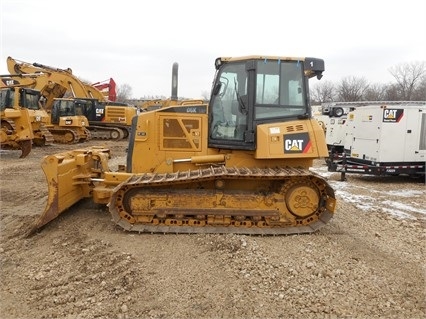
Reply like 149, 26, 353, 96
332, 107, 344, 117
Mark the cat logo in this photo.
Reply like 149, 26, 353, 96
283, 132, 311, 154
383, 109, 403, 123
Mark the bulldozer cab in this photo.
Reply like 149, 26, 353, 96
208, 57, 323, 150
51, 98, 85, 123
19, 88, 41, 110
0, 87, 41, 111
0, 88, 14, 111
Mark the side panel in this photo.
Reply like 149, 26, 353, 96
344, 108, 382, 162
406, 109, 425, 162
255, 119, 328, 159
105, 105, 136, 125
379, 108, 407, 162
129, 106, 209, 174
326, 117, 347, 149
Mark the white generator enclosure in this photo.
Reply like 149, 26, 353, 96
316, 102, 372, 153
328, 101, 426, 177
326, 116, 347, 152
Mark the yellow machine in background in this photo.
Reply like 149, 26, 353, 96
1, 75, 54, 146
32, 55, 336, 235
1, 71, 90, 144
8, 57, 136, 140
47, 97, 91, 143
0, 84, 35, 157
80, 82, 135, 139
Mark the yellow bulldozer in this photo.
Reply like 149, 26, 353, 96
1, 75, 55, 146
31, 55, 336, 235
0, 84, 35, 157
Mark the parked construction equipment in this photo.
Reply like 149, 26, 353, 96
326, 101, 426, 180
7, 57, 136, 140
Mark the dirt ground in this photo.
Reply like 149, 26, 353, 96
0, 140, 425, 319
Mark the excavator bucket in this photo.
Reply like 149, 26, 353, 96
28, 147, 110, 235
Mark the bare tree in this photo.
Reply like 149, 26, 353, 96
310, 80, 335, 104
412, 75, 426, 100
383, 83, 400, 101
336, 76, 369, 101
364, 83, 388, 101
388, 61, 426, 100
116, 84, 132, 102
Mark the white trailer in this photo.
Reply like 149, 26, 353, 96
313, 102, 364, 153
328, 101, 426, 179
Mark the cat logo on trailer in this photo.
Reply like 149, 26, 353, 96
383, 109, 404, 123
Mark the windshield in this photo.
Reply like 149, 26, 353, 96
0, 89, 14, 110
22, 90, 41, 110
56, 100, 76, 116
255, 60, 306, 120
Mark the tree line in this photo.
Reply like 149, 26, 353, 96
310, 61, 426, 103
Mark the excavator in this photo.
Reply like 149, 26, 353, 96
7, 57, 136, 140
0, 80, 35, 157
31, 55, 336, 235
1, 72, 90, 144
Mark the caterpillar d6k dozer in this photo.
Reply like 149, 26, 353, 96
32, 55, 336, 235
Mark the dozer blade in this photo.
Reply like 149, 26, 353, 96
28, 148, 110, 235
19, 139, 32, 158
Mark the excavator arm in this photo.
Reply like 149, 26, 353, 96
7, 57, 91, 107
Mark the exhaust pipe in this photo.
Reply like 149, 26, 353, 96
171, 62, 178, 101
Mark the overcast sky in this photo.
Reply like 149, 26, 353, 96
1, 0, 425, 99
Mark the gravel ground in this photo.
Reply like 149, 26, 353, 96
0, 140, 425, 319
